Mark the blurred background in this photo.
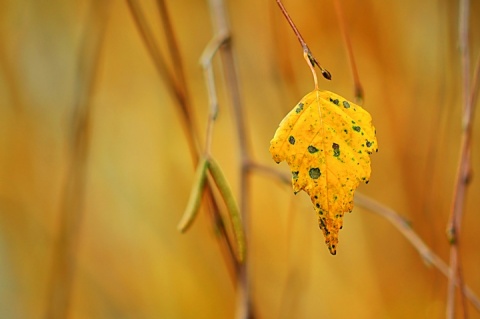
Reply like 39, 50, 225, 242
1, 0, 479, 318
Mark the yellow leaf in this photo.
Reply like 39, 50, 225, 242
269, 90, 378, 255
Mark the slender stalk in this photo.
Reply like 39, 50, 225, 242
206, 0, 254, 317
252, 163, 480, 311
127, 0, 239, 283
156, 0, 190, 102
200, 33, 229, 155
199, 31, 241, 283
125, 0, 200, 159
332, 0, 364, 103
248, 162, 290, 184
45, 2, 108, 318
354, 193, 480, 312
275, 0, 331, 80
446, 0, 474, 317
304, 51, 319, 90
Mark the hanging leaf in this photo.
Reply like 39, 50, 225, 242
269, 90, 378, 255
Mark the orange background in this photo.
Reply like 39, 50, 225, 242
0, 0, 479, 318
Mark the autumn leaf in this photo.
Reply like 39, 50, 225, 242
269, 90, 378, 255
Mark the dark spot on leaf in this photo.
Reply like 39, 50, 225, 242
342, 101, 350, 108
329, 97, 340, 105
366, 140, 373, 147
292, 171, 299, 179
352, 126, 361, 132
332, 143, 340, 157
289, 136, 295, 144
316, 203, 320, 208
309, 167, 321, 179
319, 218, 326, 227
295, 103, 304, 113
308, 145, 318, 153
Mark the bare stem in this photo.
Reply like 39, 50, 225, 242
275, 0, 331, 80
198, 31, 243, 280
252, 163, 480, 311
156, 0, 190, 102
332, 0, 364, 103
200, 33, 230, 155
354, 193, 480, 312
446, 0, 475, 317
304, 51, 319, 90
206, 0, 254, 317
127, 0, 239, 286
125, 0, 201, 159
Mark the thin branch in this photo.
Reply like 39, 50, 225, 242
332, 0, 364, 103
248, 162, 290, 184
446, 0, 475, 317
125, 0, 200, 159
470, 55, 480, 110
206, 0, 254, 318
252, 163, 480, 311
126, 0, 239, 282
199, 31, 242, 282
354, 193, 480, 312
156, 0, 190, 102
200, 33, 230, 155
275, 0, 332, 80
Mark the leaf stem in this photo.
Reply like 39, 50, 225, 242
275, 0, 331, 80
304, 51, 319, 90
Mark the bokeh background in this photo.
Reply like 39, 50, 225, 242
1, 0, 479, 318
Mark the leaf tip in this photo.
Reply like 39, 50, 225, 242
329, 245, 337, 255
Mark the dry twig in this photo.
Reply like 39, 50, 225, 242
252, 164, 480, 312
446, 0, 478, 317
